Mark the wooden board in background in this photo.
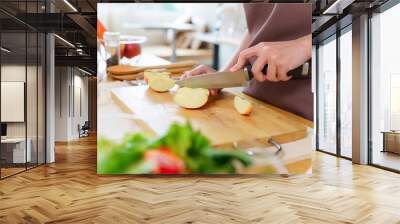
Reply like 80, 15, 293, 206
110, 85, 307, 146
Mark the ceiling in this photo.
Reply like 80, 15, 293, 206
0, 0, 98, 73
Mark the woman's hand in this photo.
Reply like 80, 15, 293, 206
230, 34, 312, 82
180, 65, 220, 95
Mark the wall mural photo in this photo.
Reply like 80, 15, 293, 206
97, 3, 313, 175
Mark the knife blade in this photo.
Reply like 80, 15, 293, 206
175, 63, 309, 89
175, 70, 250, 89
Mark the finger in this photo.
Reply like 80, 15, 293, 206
265, 62, 278, 82
209, 89, 215, 95
230, 47, 258, 72
276, 65, 291, 81
180, 71, 191, 80
251, 55, 268, 82
189, 65, 213, 77
210, 88, 222, 96
231, 48, 258, 71
181, 65, 214, 80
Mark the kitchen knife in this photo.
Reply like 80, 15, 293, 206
175, 63, 309, 89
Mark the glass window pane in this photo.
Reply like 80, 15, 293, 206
340, 29, 352, 158
0, 0, 46, 179
318, 36, 337, 154
1, 31, 27, 177
0, 0, 29, 178
371, 3, 400, 171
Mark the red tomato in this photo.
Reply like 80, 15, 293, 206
124, 43, 141, 59
145, 147, 185, 174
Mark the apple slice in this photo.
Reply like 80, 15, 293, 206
148, 75, 175, 92
144, 69, 170, 83
234, 96, 253, 115
174, 87, 209, 109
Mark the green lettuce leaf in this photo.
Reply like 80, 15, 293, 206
98, 122, 253, 174
97, 134, 149, 174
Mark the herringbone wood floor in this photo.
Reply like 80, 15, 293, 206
1, 135, 400, 224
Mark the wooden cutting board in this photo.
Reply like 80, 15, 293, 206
110, 85, 307, 146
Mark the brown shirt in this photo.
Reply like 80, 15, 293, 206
242, 3, 313, 121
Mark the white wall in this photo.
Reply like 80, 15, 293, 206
71, 74, 89, 138
54, 67, 89, 141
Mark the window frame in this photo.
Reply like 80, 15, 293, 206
315, 23, 353, 161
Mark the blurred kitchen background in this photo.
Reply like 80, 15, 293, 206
97, 3, 246, 72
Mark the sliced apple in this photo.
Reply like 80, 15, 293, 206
174, 87, 209, 109
144, 69, 170, 83
148, 75, 175, 92
234, 96, 253, 115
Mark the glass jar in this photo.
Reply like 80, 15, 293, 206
119, 35, 147, 64
103, 32, 120, 67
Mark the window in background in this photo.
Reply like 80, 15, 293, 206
0, 0, 46, 179
1, 30, 28, 178
317, 35, 337, 154
371, 3, 400, 171
0, 0, 28, 178
339, 27, 352, 158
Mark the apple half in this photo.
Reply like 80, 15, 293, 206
148, 75, 175, 92
234, 96, 253, 115
174, 87, 209, 109
144, 69, 170, 83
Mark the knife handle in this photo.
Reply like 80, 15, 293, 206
245, 63, 308, 80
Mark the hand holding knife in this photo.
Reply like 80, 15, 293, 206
176, 63, 310, 89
